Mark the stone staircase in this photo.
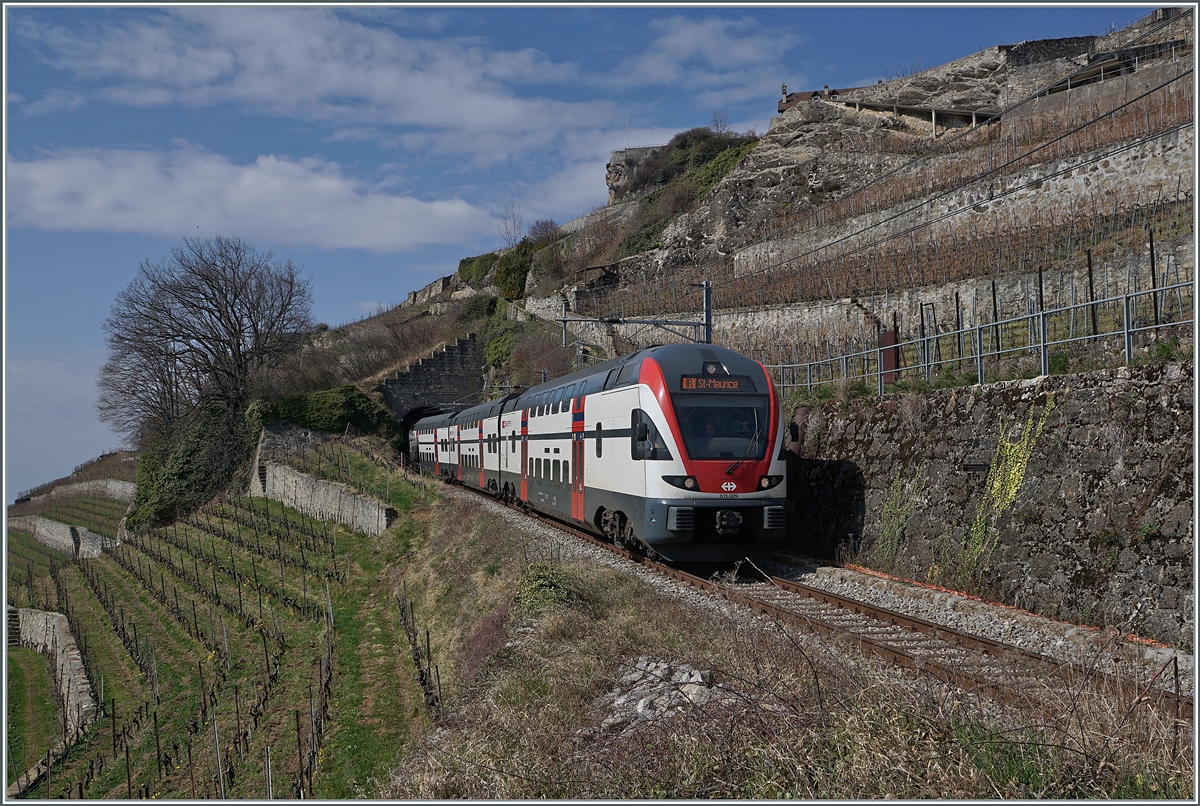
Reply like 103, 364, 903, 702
7, 606, 20, 647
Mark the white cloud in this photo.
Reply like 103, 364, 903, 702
607, 16, 801, 107
19, 89, 86, 115
6, 145, 497, 252
16, 7, 607, 161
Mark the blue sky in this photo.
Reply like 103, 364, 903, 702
3, 3, 1148, 500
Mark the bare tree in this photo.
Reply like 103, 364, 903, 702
98, 236, 312, 442
497, 200, 525, 249
711, 110, 729, 135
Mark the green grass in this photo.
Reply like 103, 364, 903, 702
313, 515, 423, 798
6, 647, 62, 785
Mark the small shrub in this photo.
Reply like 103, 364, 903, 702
614, 218, 672, 260
495, 241, 534, 299
458, 294, 498, 323
272, 384, 398, 437
1048, 352, 1070, 374
457, 252, 498, 289
516, 562, 573, 612
527, 219, 562, 246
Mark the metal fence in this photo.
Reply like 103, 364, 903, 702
764, 279, 1193, 397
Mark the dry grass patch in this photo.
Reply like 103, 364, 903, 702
379, 488, 1192, 798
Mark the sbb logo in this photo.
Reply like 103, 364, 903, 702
722, 481, 737, 492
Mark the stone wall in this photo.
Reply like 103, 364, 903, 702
6, 516, 116, 559
1004, 36, 1097, 67
717, 229, 1193, 362
250, 461, 396, 536
733, 127, 1194, 280
377, 334, 486, 421
1006, 58, 1189, 123
28, 478, 137, 504
787, 362, 1192, 646
18, 608, 98, 742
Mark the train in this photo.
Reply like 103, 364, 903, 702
409, 342, 788, 563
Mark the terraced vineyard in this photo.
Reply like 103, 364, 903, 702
10, 495, 130, 540
11, 447, 434, 799
7, 528, 66, 610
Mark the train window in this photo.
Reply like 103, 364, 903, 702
551, 388, 563, 412
535, 458, 542, 478
631, 409, 673, 461
562, 461, 569, 485
565, 384, 576, 407
511, 431, 517, 452
595, 423, 603, 457
613, 358, 642, 388
552, 459, 559, 482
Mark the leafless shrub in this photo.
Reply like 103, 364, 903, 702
527, 219, 562, 246
508, 331, 575, 387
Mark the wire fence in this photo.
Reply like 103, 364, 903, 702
764, 278, 1193, 397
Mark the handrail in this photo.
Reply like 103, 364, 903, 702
764, 280, 1193, 396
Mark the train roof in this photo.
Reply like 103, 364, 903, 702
409, 343, 768, 431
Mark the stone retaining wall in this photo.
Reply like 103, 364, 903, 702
19, 608, 97, 739
252, 461, 396, 536
7, 516, 117, 559
788, 361, 1192, 646
41, 478, 137, 504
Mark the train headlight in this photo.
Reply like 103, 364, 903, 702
758, 475, 784, 490
662, 475, 698, 491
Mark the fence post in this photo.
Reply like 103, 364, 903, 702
806, 363, 812, 393
976, 325, 985, 386
876, 347, 884, 396
1124, 295, 1134, 364
1040, 311, 1049, 376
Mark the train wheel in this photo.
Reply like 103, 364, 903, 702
600, 509, 622, 546
619, 520, 638, 553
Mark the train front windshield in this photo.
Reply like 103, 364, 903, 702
674, 396, 769, 461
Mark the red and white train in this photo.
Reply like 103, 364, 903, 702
409, 342, 787, 562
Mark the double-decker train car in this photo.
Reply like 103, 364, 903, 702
410, 342, 787, 562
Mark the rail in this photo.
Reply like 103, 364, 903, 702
764, 279, 1193, 397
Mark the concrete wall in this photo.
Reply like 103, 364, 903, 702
251, 461, 396, 536
6, 516, 117, 560
788, 361, 1192, 646
18, 609, 98, 742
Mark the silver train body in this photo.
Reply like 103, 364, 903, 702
410, 343, 787, 562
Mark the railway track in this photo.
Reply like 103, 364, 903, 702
455, 481, 1194, 722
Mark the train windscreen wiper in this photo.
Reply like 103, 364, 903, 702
725, 409, 760, 476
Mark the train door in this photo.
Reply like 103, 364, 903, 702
571, 394, 585, 520
519, 408, 529, 501
478, 420, 486, 489
455, 424, 462, 482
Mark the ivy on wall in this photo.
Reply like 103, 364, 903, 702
957, 394, 1056, 590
